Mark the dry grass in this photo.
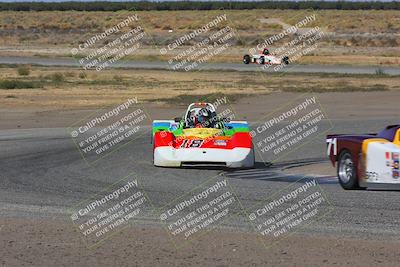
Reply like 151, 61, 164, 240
1, 10, 399, 36
0, 10, 400, 65
0, 65, 399, 109
0, 10, 399, 48
0, 10, 399, 65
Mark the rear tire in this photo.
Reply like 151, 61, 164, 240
258, 56, 265, 65
243, 55, 250, 64
283, 56, 289, 65
337, 150, 359, 190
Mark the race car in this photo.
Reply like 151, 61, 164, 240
243, 48, 289, 65
152, 102, 254, 168
326, 125, 400, 190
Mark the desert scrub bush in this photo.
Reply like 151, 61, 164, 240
17, 65, 30, 76
79, 72, 87, 79
51, 72, 64, 83
65, 71, 76, 78
161, 25, 172, 30
113, 75, 123, 82
0, 80, 42, 89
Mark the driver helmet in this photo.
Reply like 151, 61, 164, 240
195, 108, 210, 127
263, 48, 270, 55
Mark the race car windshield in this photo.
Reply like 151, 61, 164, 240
185, 107, 218, 128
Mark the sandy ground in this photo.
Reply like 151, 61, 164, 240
1, 218, 399, 267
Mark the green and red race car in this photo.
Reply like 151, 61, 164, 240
152, 102, 254, 168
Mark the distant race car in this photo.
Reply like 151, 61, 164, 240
326, 125, 400, 190
152, 102, 254, 168
243, 48, 289, 65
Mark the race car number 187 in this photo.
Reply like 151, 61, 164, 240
180, 139, 204, 148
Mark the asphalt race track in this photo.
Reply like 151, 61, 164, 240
2, 118, 400, 242
1, 56, 400, 75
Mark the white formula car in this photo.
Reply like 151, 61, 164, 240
243, 48, 289, 65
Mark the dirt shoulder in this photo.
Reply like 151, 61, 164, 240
0, 217, 398, 267
1, 65, 400, 112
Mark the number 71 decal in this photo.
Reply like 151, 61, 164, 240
326, 138, 337, 156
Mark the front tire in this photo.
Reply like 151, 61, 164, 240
337, 150, 359, 190
258, 56, 265, 65
243, 55, 250, 64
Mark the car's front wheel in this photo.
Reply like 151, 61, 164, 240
337, 150, 359, 190
243, 55, 250, 64
258, 56, 265, 65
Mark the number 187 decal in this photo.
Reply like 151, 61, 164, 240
180, 139, 204, 148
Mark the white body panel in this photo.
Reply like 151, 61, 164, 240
252, 54, 283, 64
154, 147, 254, 168
365, 142, 400, 184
